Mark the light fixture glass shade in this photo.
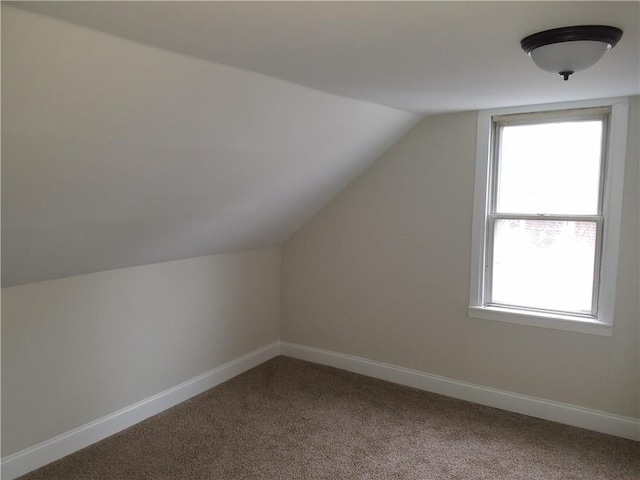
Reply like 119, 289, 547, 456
529, 40, 610, 74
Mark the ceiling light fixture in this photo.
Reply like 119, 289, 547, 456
521, 25, 623, 81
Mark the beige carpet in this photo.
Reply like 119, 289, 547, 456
18, 356, 640, 479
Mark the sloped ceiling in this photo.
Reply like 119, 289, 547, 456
2, 5, 419, 286
3, 2, 639, 287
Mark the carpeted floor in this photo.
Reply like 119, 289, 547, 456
18, 356, 640, 479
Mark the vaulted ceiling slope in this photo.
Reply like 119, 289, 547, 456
2, 6, 420, 286
10, 1, 640, 114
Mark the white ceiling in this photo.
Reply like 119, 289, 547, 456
10, 1, 640, 114
3, 2, 639, 286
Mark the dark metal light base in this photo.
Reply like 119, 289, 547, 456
521, 25, 623, 54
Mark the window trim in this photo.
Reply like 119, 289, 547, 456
468, 98, 629, 336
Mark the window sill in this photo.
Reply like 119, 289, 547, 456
468, 306, 612, 336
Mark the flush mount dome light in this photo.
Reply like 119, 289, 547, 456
521, 25, 623, 80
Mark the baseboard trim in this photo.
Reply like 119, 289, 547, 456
4, 341, 637, 479
280, 342, 640, 442
1, 342, 281, 480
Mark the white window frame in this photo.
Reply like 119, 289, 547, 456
468, 97, 629, 336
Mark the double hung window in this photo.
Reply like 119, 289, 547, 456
469, 99, 628, 335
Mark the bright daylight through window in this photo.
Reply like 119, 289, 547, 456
469, 99, 628, 335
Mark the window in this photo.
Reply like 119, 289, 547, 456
469, 98, 629, 335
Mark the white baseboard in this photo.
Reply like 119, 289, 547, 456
4, 340, 637, 479
1, 342, 281, 480
280, 342, 640, 442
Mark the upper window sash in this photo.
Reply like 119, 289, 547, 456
490, 110, 608, 217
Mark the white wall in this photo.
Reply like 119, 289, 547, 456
2, 247, 280, 457
282, 97, 640, 419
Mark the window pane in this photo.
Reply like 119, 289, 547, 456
491, 219, 596, 314
496, 120, 603, 215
